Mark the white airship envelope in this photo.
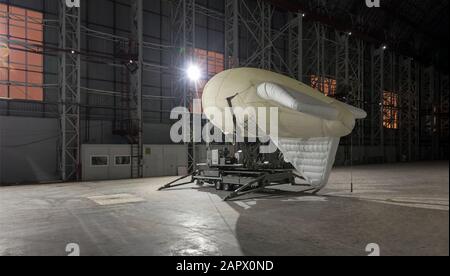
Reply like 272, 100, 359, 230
202, 68, 366, 191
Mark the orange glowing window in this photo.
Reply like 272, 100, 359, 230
383, 91, 399, 129
310, 75, 337, 97
189, 49, 224, 114
0, 3, 43, 101
194, 49, 224, 78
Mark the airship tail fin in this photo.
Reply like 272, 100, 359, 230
276, 137, 340, 191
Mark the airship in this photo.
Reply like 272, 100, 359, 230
202, 67, 367, 191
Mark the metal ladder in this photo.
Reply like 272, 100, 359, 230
131, 143, 142, 179
113, 40, 143, 179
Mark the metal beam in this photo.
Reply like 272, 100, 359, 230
440, 75, 449, 158
225, 0, 239, 69
288, 12, 303, 81
129, 0, 144, 178
398, 57, 419, 161
421, 66, 436, 160
336, 32, 365, 160
58, 0, 81, 181
171, 0, 196, 172
370, 46, 385, 159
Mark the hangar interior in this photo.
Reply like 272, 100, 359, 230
0, 0, 448, 256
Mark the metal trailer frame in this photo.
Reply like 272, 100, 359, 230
158, 165, 316, 201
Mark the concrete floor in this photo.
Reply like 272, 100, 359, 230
0, 161, 448, 256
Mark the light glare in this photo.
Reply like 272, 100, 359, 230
187, 65, 201, 81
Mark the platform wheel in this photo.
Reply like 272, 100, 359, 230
196, 180, 204, 186
223, 183, 233, 191
215, 181, 223, 191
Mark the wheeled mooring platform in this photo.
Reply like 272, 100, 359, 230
158, 163, 316, 201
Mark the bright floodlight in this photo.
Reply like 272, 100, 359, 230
187, 65, 201, 81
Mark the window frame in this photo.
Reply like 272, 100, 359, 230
90, 156, 109, 167
191, 48, 225, 113
0, 3, 44, 102
310, 75, 337, 97
383, 90, 399, 130
114, 155, 131, 167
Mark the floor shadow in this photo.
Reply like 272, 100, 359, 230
191, 183, 449, 256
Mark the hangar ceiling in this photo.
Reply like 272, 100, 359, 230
266, 0, 450, 72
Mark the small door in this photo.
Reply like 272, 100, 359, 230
143, 146, 164, 177
163, 146, 178, 176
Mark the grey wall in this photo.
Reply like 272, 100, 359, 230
81, 120, 173, 145
0, 115, 176, 184
0, 116, 59, 184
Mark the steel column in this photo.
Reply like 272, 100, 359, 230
288, 12, 303, 81
129, 0, 144, 178
370, 46, 385, 159
171, 0, 196, 172
421, 67, 436, 160
398, 57, 419, 161
225, 0, 239, 69
58, 0, 81, 181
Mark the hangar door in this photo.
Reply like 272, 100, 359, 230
143, 145, 188, 177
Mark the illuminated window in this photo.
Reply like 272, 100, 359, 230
195, 49, 224, 78
310, 75, 337, 97
194, 49, 224, 98
0, 4, 43, 101
383, 91, 399, 129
